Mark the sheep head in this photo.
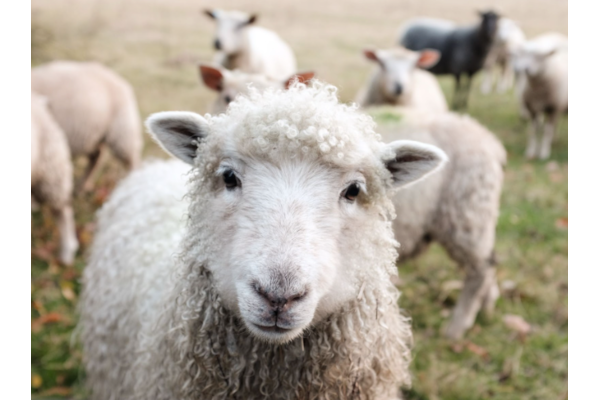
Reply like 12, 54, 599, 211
199, 64, 315, 115
204, 9, 257, 54
146, 82, 447, 344
364, 47, 440, 102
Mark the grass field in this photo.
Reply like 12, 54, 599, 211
31, 0, 568, 398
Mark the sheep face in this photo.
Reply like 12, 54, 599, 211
146, 84, 447, 343
199, 65, 315, 115
364, 48, 440, 102
478, 10, 500, 41
511, 45, 557, 78
204, 9, 257, 55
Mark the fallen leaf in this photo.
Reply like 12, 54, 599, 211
31, 373, 43, 388
466, 341, 490, 360
555, 217, 568, 230
31, 312, 67, 332
37, 386, 72, 396
503, 314, 532, 336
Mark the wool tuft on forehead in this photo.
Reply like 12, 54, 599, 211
204, 80, 384, 167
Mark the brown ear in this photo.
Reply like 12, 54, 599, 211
417, 50, 441, 68
247, 14, 258, 25
199, 65, 224, 92
363, 49, 379, 62
204, 9, 217, 19
284, 71, 315, 89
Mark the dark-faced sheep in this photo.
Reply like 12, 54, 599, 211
399, 11, 500, 109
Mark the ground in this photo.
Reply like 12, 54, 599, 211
31, 0, 568, 398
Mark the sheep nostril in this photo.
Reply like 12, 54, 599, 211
214, 39, 221, 50
394, 83, 403, 95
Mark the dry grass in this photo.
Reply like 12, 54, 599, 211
31, 0, 567, 398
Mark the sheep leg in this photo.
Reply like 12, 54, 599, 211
80, 146, 104, 192
525, 114, 541, 159
481, 273, 500, 315
498, 59, 513, 94
539, 112, 558, 160
53, 205, 79, 266
445, 265, 495, 339
480, 61, 494, 95
461, 74, 473, 109
452, 74, 462, 110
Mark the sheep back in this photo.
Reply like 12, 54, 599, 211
31, 61, 142, 166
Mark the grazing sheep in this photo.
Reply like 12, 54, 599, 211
31, 92, 78, 265
480, 18, 526, 94
355, 47, 448, 113
80, 82, 449, 399
204, 9, 297, 81
199, 64, 314, 114
511, 33, 568, 160
399, 11, 500, 109
31, 61, 142, 191
376, 107, 506, 339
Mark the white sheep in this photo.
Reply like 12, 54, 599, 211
480, 18, 526, 94
204, 9, 297, 81
355, 47, 448, 113
376, 107, 506, 339
198, 64, 314, 114
80, 82, 449, 399
31, 61, 142, 190
31, 92, 78, 265
511, 33, 568, 159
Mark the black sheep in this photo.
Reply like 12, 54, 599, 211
399, 11, 499, 109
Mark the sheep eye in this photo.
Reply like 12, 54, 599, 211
343, 183, 360, 201
224, 95, 232, 104
223, 169, 239, 189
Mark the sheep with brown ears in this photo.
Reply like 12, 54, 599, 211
356, 47, 448, 113
204, 9, 297, 81
198, 64, 314, 114
80, 82, 449, 399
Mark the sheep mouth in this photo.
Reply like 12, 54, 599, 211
252, 323, 292, 334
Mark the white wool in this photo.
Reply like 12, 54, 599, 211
31, 92, 78, 265
31, 61, 142, 187
208, 9, 297, 81
511, 33, 568, 159
375, 106, 506, 339
356, 47, 448, 113
81, 82, 450, 399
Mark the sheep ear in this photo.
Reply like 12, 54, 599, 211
247, 14, 258, 25
364, 49, 379, 62
284, 71, 315, 89
146, 112, 210, 165
204, 9, 217, 19
381, 140, 448, 189
417, 50, 441, 68
199, 65, 224, 92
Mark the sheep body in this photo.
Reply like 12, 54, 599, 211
81, 82, 450, 399
31, 92, 78, 265
399, 12, 499, 109
512, 33, 568, 159
207, 10, 297, 81
31, 61, 142, 189
376, 107, 506, 338
356, 47, 448, 113
480, 18, 526, 94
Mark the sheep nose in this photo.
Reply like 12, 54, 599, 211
214, 39, 221, 50
394, 82, 403, 95
254, 286, 306, 313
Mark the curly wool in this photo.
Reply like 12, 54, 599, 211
82, 82, 413, 400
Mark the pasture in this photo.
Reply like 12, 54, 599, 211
31, 0, 568, 398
